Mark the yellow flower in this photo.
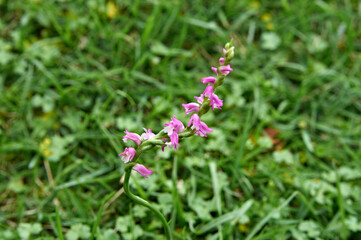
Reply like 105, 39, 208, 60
299, 152, 306, 164
249, 1, 260, 9
261, 13, 272, 22
298, 120, 307, 129
106, 2, 118, 19
266, 23, 275, 30
238, 223, 249, 233
43, 149, 52, 157
40, 138, 51, 148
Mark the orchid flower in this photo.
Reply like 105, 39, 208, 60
188, 114, 213, 137
119, 41, 235, 240
118, 147, 136, 163
164, 115, 184, 150
133, 164, 153, 178
219, 64, 233, 76
123, 130, 142, 145
141, 128, 155, 140
201, 76, 217, 84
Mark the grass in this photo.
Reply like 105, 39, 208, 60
1, 0, 361, 239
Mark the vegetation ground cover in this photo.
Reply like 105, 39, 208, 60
0, 0, 360, 239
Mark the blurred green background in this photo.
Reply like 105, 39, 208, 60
1, 0, 361, 239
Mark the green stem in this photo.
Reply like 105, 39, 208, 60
123, 167, 173, 240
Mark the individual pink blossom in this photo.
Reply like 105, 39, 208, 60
141, 128, 155, 140
203, 85, 214, 97
164, 115, 184, 134
133, 164, 153, 178
219, 57, 225, 64
194, 94, 204, 104
197, 85, 223, 110
119, 147, 136, 163
209, 92, 223, 110
169, 132, 181, 150
161, 138, 168, 152
223, 48, 227, 55
123, 129, 141, 145
188, 114, 213, 137
201, 76, 217, 84
182, 102, 200, 114
219, 65, 233, 76
164, 115, 184, 150
211, 67, 218, 75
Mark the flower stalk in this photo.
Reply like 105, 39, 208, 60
120, 41, 235, 239
123, 166, 173, 239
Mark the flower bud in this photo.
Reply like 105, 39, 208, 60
226, 47, 235, 60
225, 42, 231, 50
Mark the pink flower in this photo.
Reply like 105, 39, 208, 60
119, 147, 136, 163
194, 94, 204, 104
201, 76, 217, 84
133, 164, 153, 178
188, 114, 213, 137
219, 65, 233, 76
169, 132, 181, 150
123, 129, 141, 145
209, 93, 223, 110
182, 102, 200, 114
211, 67, 218, 75
164, 115, 184, 134
223, 48, 227, 55
197, 85, 223, 110
164, 115, 184, 150
141, 128, 155, 140
203, 85, 214, 97
219, 57, 225, 64
161, 138, 168, 152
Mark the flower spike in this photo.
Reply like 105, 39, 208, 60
120, 41, 234, 240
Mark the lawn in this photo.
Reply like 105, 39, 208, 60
1, 0, 361, 239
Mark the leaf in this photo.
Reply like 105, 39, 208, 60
190, 198, 214, 221
62, 110, 82, 131
7, 178, 28, 193
184, 17, 223, 35
17, 223, 42, 240
261, 32, 281, 50
301, 130, 314, 152
257, 135, 273, 149
151, 42, 192, 57
157, 193, 173, 216
99, 229, 119, 240
345, 216, 361, 232
245, 192, 298, 240
273, 150, 294, 164
65, 224, 91, 240
133, 205, 148, 218
307, 34, 328, 53
298, 220, 321, 238
46, 136, 73, 162
0, 51, 13, 65
195, 200, 253, 235
0, 229, 16, 240
116, 117, 139, 132
115, 216, 130, 233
